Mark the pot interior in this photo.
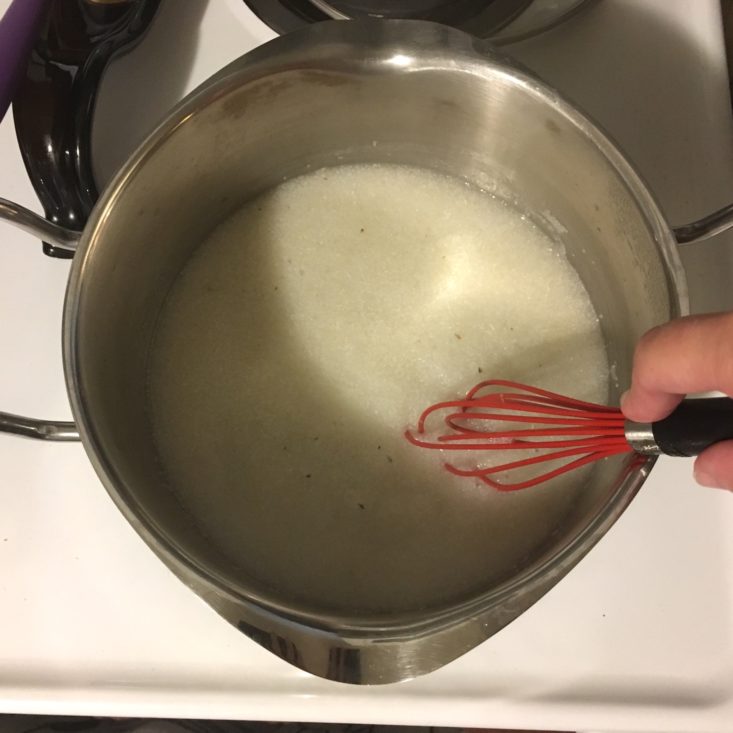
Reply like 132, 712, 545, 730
71, 32, 679, 627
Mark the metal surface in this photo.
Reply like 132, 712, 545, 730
624, 421, 659, 455
242, 0, 533, 38
673, 202, 733, 244
309, 0, 530, 28
0, 412, 79, 440
492, 0, 597, 44
1, 18, 730, 684
244, 0, 599, 44
0, 198, 80, 251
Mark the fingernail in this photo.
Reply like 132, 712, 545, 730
694, 469, 733, 491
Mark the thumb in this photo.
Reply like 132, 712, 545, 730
694, 441, 733, 491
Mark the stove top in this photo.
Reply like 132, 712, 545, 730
1, 0, 733, 729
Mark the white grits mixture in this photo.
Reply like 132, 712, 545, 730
148, 163, 608, 614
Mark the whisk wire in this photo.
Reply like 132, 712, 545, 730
406, 379, 632, 491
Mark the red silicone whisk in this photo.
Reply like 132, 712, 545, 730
405, 379, 733, 492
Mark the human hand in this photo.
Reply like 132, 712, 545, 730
620, 311, 733, 490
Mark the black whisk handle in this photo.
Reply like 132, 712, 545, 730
650, 397, 733, 457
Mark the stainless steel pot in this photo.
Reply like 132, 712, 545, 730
1, 19, 731, 684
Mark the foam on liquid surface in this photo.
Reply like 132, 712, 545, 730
148, 164, 608, 614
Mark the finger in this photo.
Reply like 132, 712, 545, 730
620, 312, 733, 423
620, 386, 681, 424
694, 440, 733, 491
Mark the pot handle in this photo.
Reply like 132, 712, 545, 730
0, 197, 80, 441
673, 203, 733, 245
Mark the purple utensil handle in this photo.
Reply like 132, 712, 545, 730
0, 0, 49, 122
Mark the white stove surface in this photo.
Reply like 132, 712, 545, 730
1, 1, 733, 731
